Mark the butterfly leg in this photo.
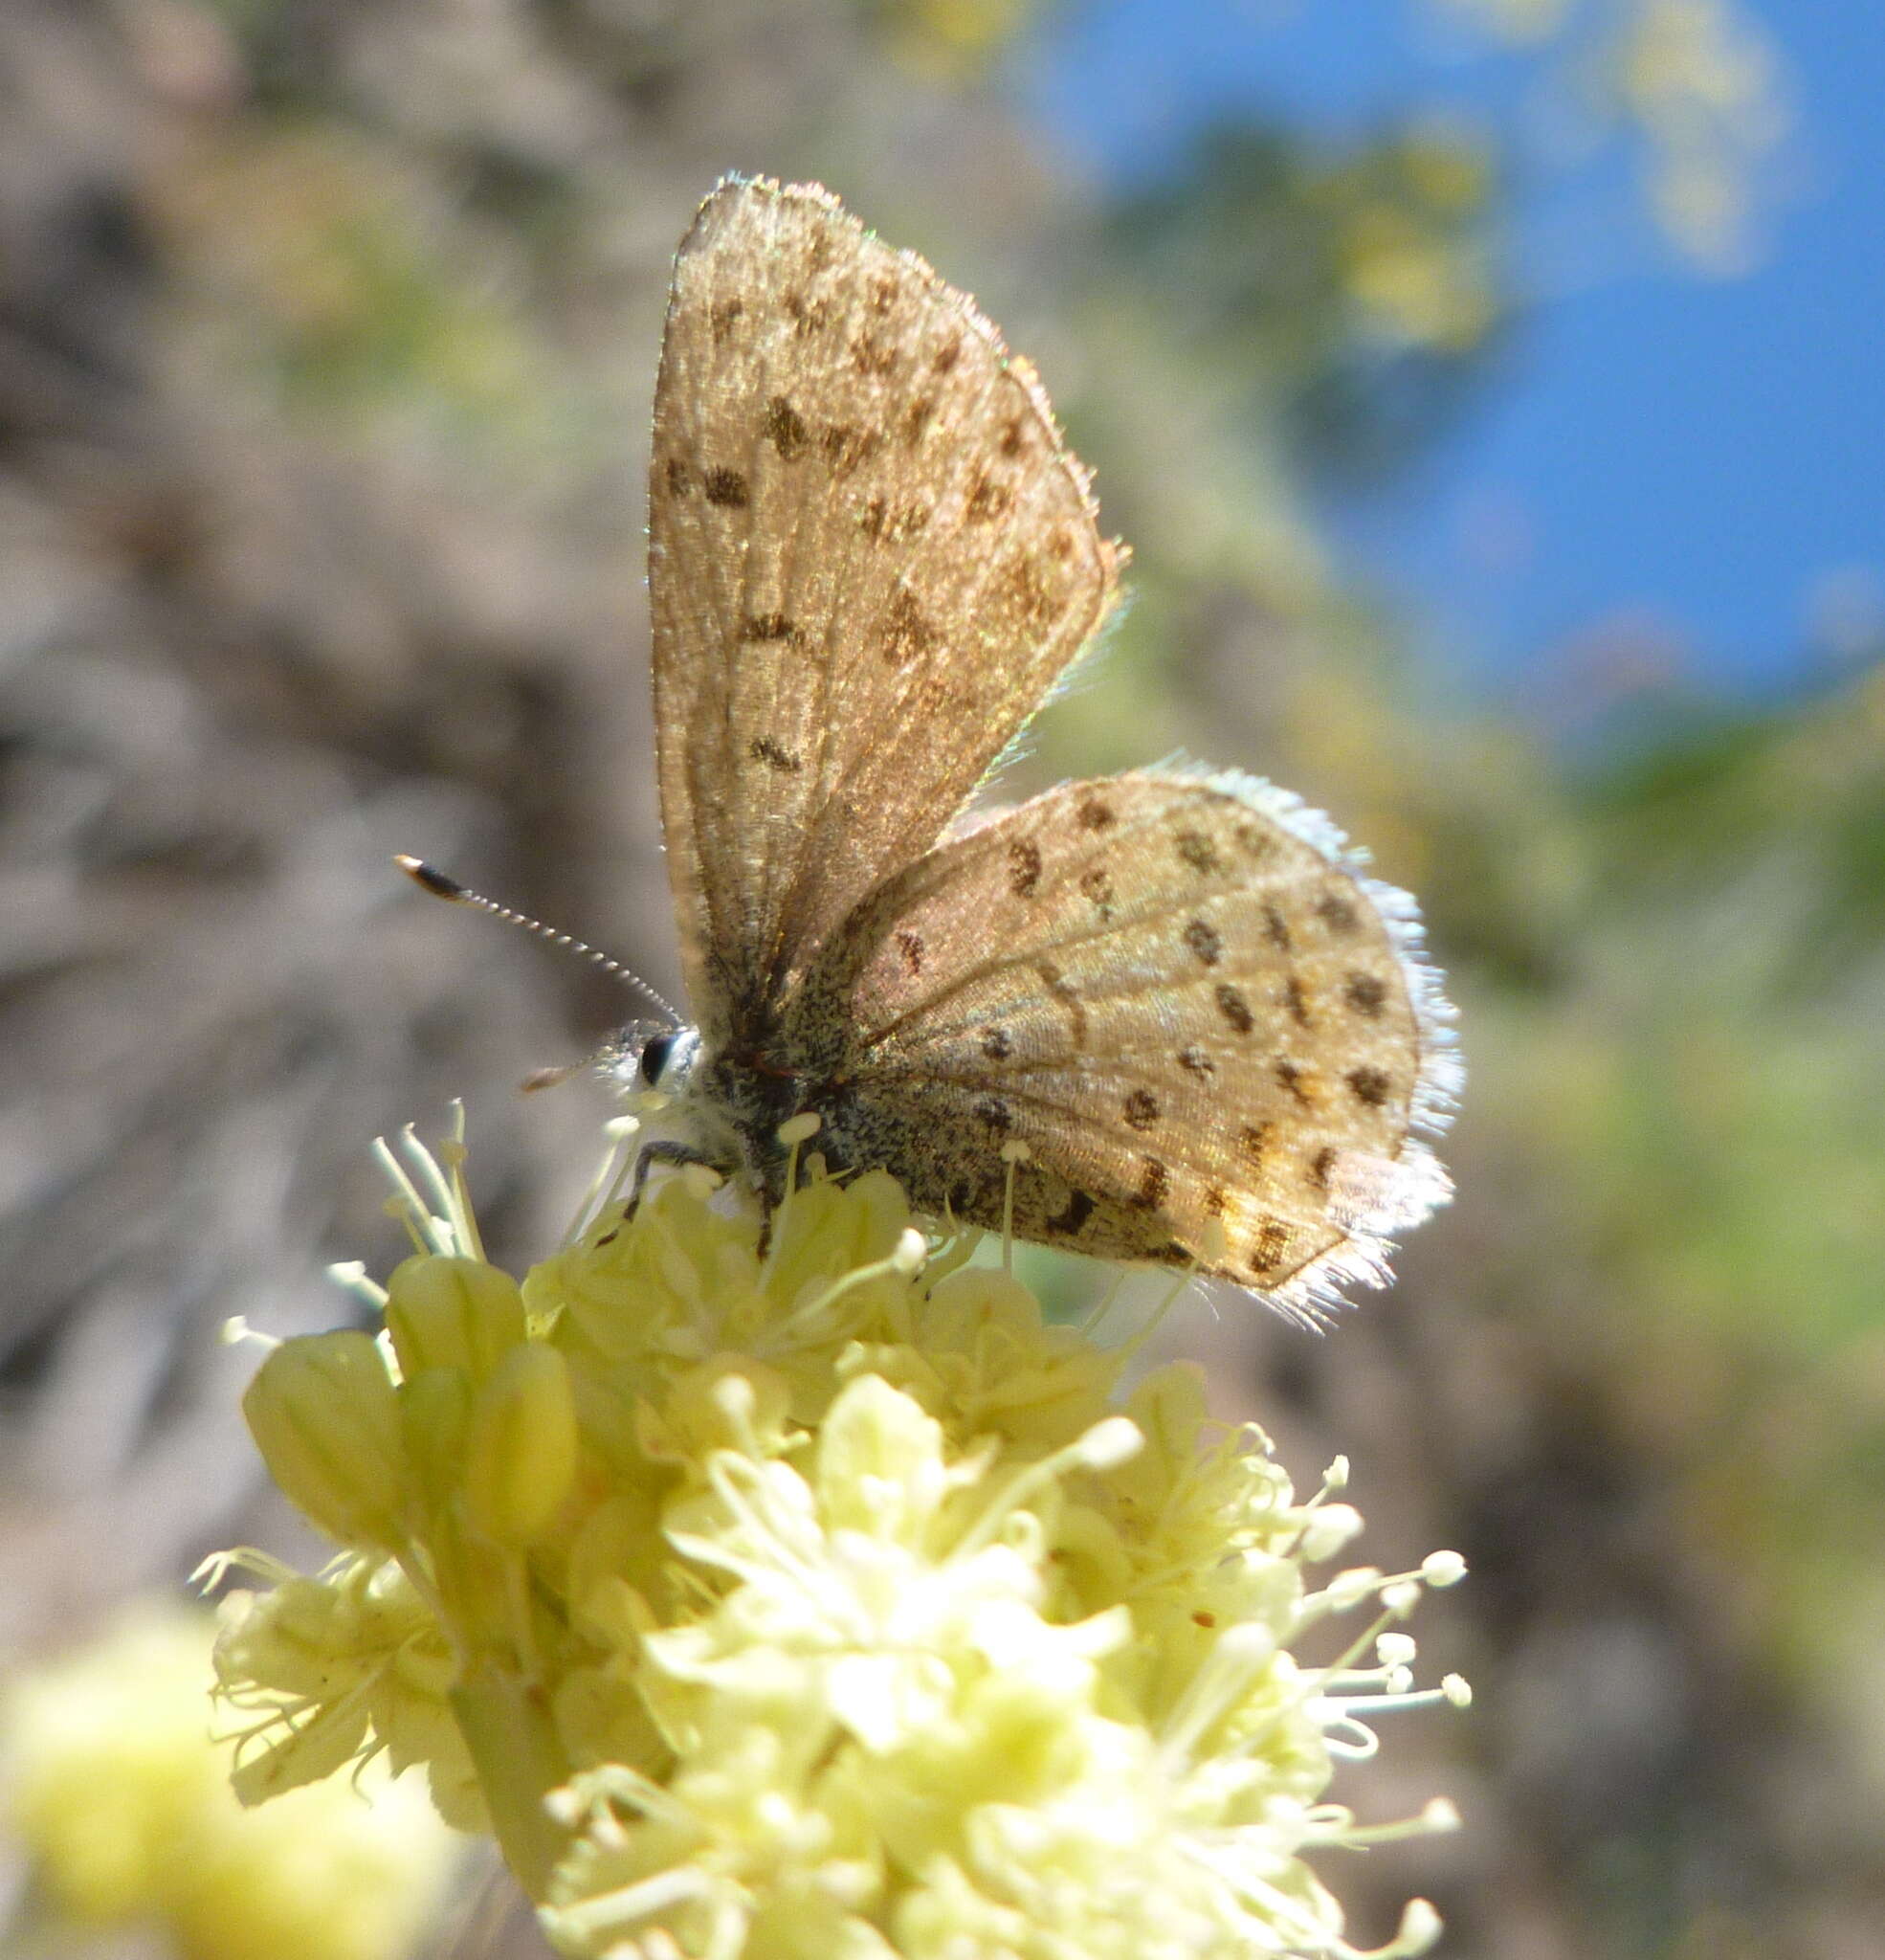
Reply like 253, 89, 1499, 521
623, 1136, 722, 1219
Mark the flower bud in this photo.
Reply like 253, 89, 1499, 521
464, 1344, 578, 1548
386, 1256, 527, 1384
242, 1332, 408, 1549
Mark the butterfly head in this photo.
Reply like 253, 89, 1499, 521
604, 1019, 704, 1105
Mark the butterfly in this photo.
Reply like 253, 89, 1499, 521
624, 175, 1455, 1321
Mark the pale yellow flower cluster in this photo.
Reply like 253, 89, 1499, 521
3, 1604, 457, 1960
216, 1117, 1466, 1960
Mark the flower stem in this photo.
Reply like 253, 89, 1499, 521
450, 1664, 574, 1901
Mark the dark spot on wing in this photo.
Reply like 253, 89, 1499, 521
1215, 983, 1254, 1035
1317, 891, 1361, 934
1185, 918, 1223, 967
1344, 972, 1389, 1018
896, 931, 924, 977
974, 1097, 1012, 1133
784, 291, 830, 336
878, 585, 937, 666
1307, 1146, 1338, 1191
932, 335, 962, 373
860, 498, 931, 544
1008, 838, 1042, 898
965, 473, 1013, 523
665, 457, 694, 497
749, 737, 801, 773
821, 424, 880, 477
1049, 1188, 1095, 1236
1239, 1123, 1272, 1169
999, 416, 1027, 457
1275, 1059, 1313, 1106
1132, 1157, 1170, 1211
1175, 829, 1222, 875
740, 613, 800, 644
902, 395, 937, 446
709, 299, 743, 344
982, 1027, 1013, 1061
763, 395, 808, 460
1263, 904, 1293, 952
1079, 866, 1115, 912
1123, 1089, 1160, 1130
1283, 976, 1311, 1027
1178, 1045, 1214, 1078
1347, 1066, 1391, 1108
1249, 1220, 1292, 1274
702, 467, 748, 507
851, 333, 897, 376
1076, 795, 1116, 831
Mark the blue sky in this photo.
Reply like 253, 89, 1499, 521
1025, 1, 1885, 699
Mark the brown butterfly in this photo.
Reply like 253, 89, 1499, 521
557, 176, 1457, 1321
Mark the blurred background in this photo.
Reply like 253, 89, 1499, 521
1, 2, 1880, 1956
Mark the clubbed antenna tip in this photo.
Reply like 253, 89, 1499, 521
392, 854, 682, 1029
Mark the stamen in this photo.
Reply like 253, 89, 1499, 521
998, 1138, 1031, 1273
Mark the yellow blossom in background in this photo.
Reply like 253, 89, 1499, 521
3, 1603, 459, 1960
215, 1114, 1468, 1959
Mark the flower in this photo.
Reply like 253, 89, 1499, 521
3, 1603, 458, 1960
216, 1111, 1467, 1958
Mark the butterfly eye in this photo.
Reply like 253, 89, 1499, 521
639, 1031, 676, 1086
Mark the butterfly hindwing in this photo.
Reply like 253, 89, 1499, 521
650, 177, 1122, 1047
790, 770, 1456, 1321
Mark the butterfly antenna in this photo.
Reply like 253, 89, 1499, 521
394, 856, 682, 1028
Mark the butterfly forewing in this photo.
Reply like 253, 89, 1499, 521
790, 771, 1452, 1321
650, 179, 1122, 1046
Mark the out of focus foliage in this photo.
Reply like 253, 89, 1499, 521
0, 1, 1872, 1958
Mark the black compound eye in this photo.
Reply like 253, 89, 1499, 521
639, 1031, 675, 1085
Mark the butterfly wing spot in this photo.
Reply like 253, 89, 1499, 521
1132, 1157, 1171, 1211
1249, 1219, 1293, 1274
1275, 1058, 1314, 1106
1175, 828, 1223, 875
1343, 972, 1389, 1017
878, 586, 939, 666
702, 467, 748, 507
850, 332, 898, 377
1347, 1065, 1391, 1107
820, 423, 881, 475
739, 613, 801, 645
784, 291, 832, 336
709, 298, 743, 344
1215, 983, 1254, 1035
1262, 902, 1293, 951
965, 473, 1015, 523
1317, 890, 1361, 933
931, 333, 963, 373
763, 395, 809, 458
974, 1097, 1013, 1132
1076, 794, 1117, 830
1049, 1188, 1096, 1236
666, 457, 694, 496
1008, 839, 1043, 897
901, 395, 937, 446
859, 499, 932, 545
749, 737, 802, 773
1282, 976, 1312, 1027
1178, 1044, 1214, 1077
1078, 866, 1116, 914
1185, 918, 1224, 966
896, 930, 924, 976
999, 416, 1028, 457
1307, 1145, 1339, 1191
1239, 1123, 1272, 1169
1123, 1089, 1161, 1130
981, 1027, 1013, 1060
